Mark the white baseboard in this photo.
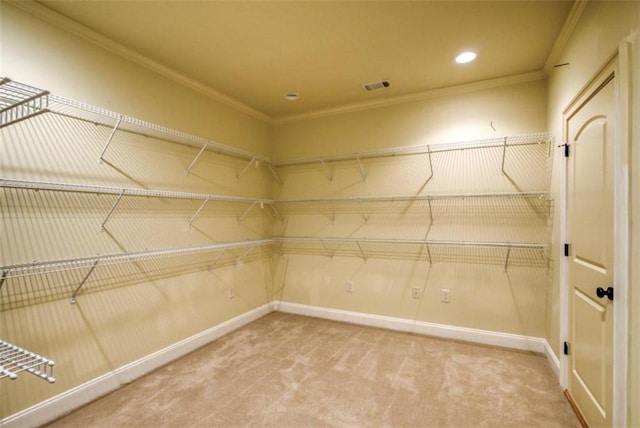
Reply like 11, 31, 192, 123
543, 339, 561, 379
0, 303, 273, 428
274, 301, 549, 353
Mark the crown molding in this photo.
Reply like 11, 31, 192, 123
543, 0, 588, 73
7, 0, 272, 123
273, 70, 547, 125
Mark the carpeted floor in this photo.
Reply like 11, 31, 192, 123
47, 312, 580, 427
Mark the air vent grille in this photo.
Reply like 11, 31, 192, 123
362, 80, 391, 92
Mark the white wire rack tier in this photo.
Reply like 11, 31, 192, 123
0, 340, 55, 383
1, 239, 272, 280
274, 237, 548, 268
275, 191, 550, 204
0, 77, 269, 163
272, 132, 551, 167
0, 178, 273, 204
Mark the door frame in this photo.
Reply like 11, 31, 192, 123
559, 31, 638, 427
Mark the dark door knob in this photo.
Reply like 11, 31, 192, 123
596, 287, 614, 301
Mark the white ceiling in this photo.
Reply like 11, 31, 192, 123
36, 1, 575, 122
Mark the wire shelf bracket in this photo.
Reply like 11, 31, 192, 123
236, 157, 258, 180
70, 260, 99, 304
101, 190, 125, 231
0, 269, 7, 292
185, 143, 209, 175
98, 115, 123, 163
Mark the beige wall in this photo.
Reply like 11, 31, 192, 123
0, 3, 273, 418
272, 80, 551, 337
546, 1, 639, 425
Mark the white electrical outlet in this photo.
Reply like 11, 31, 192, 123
441, 289, 451, 303
346, 280, 354, 293
228, 287, 235, 299
411, 287, 421, 299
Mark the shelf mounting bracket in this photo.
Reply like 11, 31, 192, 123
357, 198, 369, 222
237, 157, 257, 180
323, 200, 335, 224
101, 190, 125, 231
504, 246, 512, 272
0, 269, 8, 293
355, 154, 367, 181
320, 160, 333, 183
98, 115, 123, 163
238, 201, 259, 223
270, 205, 283, 222
320, 240, 334, 260
189, 198, 210, 227
71, 260, 99, 303
236, 247, 254, 265
267, 164, 282, 185
186, 143, 208, 175
356, 241, 367, 263
211, 250, 227, 269
500, 136, 508, 175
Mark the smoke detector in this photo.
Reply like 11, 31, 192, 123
362, 80, 391, 92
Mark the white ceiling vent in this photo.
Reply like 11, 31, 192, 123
362, 80, 391, 92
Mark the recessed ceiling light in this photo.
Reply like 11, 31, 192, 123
455, 51, 477, 64
284, 93, 299, 100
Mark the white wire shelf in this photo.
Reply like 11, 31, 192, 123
0, 239, 272, 303
0, 178, 273, 203
0, 340, 55, 383
273, 237, 548, 270
274, 192, 551, 222
271, 132, 551, 167
0, 178, 276, 228
276, 191, 550, 204
0, 77, 270, 174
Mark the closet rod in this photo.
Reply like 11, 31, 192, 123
0, 178, 274, 205
0, 77, 270, 164
1, 239, 273, 279
275, 191, 550, 204
275, 237, 546, 249
272, 132, 550, 167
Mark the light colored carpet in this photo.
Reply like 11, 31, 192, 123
47, 312, 580, 427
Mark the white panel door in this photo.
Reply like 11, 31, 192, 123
566, 66, 615, 428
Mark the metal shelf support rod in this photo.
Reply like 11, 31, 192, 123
189, 198, 210, 227
238, 200, 258, 223
211, 250, 227, 268
186, 143, 208, 175
320, 160, 333, 183
236, 157, 257, 180
270, 205, 283, 222
70, 260, 99, 304
236, 247, 254, 265
356, 241, 367, 262
356, 154, 367, 180
101, 191, 125, 231
504, 247, 512, 272
323, 200, 335, 224
267, 164, 282, 185
98, 115, 123, 163
320, 240, 333, 260
0, 270, 7, 292
426, 244, 432, 264
500, 136, 508, 174
358, 199, 369, 222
